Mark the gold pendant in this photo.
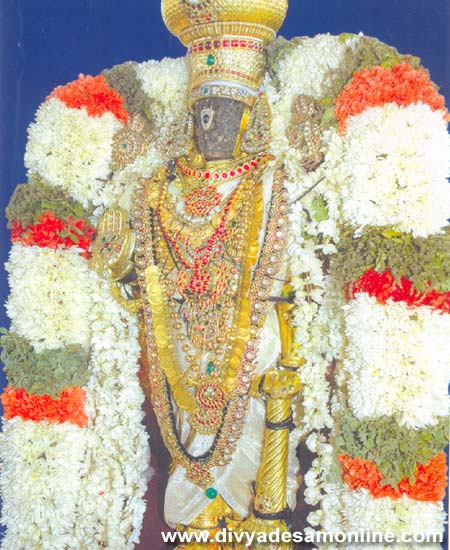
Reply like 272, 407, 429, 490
189, 375, 226, 435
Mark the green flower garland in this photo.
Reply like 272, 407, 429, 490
5, 177, 92, 229
334, 410, 449, 486
103, 61, 152, 116
331, 225, 450, 292
0, 330, 90, 398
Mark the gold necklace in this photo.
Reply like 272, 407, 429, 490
155, 159, 265, 435
176, 153, 264, 185
132, 159, 289, 489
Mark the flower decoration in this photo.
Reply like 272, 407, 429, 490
5, 245, 96, 351
11, 213, 95, 258
25, 98, 123, 208
335, 62, 450, 132
1, 386, 88, 428
343, 293, 450, 428
48, 74, 129, 123
0, 331, 90, 399
334, 411, 449, 487
348, 268, 450, 313
337, 102, 450, 237
340, 483, 446, 535
6, 179, 92, 229
338, 453, 447, 502
0, 419, 88, 547
332, 225, 450, 294
135, 57, 188, 144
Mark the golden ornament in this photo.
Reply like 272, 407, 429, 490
161, 0, 288, 105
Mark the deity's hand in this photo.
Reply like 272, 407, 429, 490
90, 206, 136, 281
251, 369, 301, 401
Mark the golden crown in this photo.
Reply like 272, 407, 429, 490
162, 0, 288, 46
161, 0, 288, 105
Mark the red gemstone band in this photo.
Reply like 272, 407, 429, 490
188, 39, 264, 54
176, 155, 264, 182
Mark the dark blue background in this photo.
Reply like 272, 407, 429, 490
0, 0, 449, 544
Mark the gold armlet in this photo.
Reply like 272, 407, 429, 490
108, 229, 136, 281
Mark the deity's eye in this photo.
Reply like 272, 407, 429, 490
200, 107, 214, 131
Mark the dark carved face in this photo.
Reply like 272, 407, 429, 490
192, 98, 246, 161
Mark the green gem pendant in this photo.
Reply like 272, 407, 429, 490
206, 362, 216, 375
206, 54, 216, 66
205, 487, 218, 500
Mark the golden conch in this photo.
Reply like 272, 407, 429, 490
161, 0, 288, 46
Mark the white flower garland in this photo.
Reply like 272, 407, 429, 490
276, 34, 353, 99
343, 293, 450, 429
0, 419, 87, 549
340, 485, 446, 536
304, 465, 446, 550
337, 102, 450, 237
135, 57, 188, 146
267, 35, 350, 544
5, 245, 96, 352
135, 57, 188, 115
75, 274, 149, 548
272, 34, 450, 545
111, 144, 165, 212
304, 432, 344, 538
2, 247, 149, 548
25, 98, 123, 209
310, 482, 446, 550
285, 201, 333, 432
267, 34, 352, 438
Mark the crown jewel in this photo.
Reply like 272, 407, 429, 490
161, 0, 288, 105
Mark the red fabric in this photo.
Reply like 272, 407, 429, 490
136, 397, 173, 550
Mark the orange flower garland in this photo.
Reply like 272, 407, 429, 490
11, 212, 95, 258
338, 453, 447, 502
1, 386, 88, 428
348, 268, 450, 313
334, 62, 450, 133
48, 74, 129, 123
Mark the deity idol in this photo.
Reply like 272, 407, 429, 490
1, 1, 449, 548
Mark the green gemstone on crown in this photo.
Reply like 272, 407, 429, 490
206, 362, 216, 375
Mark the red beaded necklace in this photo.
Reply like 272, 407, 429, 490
175, 155, 262, 182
